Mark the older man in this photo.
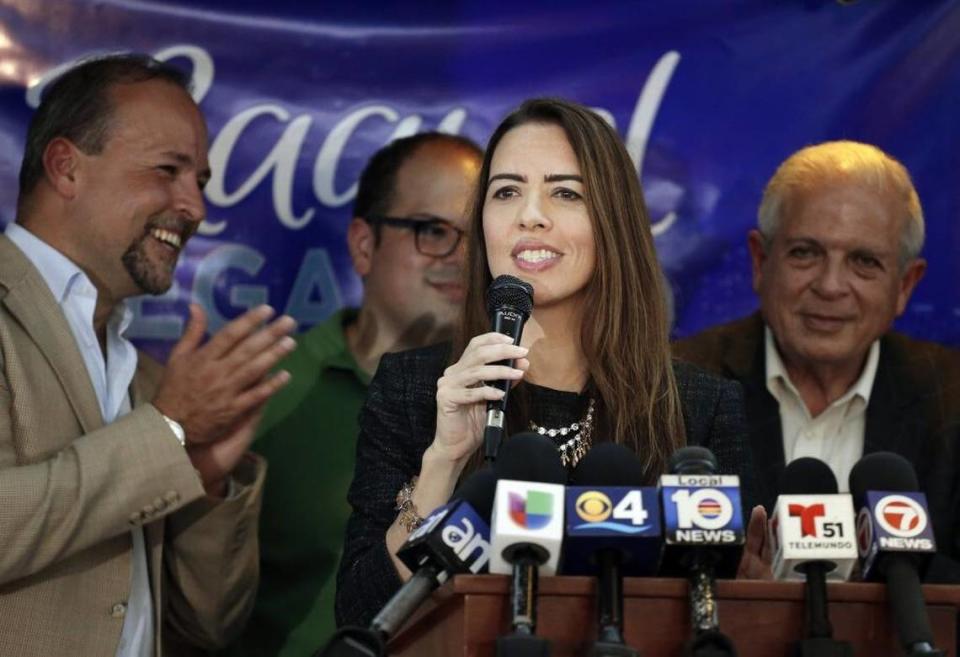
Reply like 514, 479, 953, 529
674, 140, 960, 581
0, 54, 296, 655
224, 132, 482, 657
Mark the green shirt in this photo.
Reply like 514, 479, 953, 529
222, 309, 370, 657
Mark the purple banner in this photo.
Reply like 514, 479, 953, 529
1, 1, 958, 359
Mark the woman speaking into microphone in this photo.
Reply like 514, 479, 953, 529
335, 98, 762, 627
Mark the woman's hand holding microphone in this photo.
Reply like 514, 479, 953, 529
430, 332, 529, 468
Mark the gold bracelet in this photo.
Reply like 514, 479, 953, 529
395, 476, 425, 533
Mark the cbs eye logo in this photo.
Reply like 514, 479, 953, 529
575, 491, 612, 522
574, 490, 649, 527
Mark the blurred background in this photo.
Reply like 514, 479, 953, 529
1, 0, 957, 359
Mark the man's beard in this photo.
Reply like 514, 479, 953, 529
121, 231, 177, 295
121, 217, 195, 295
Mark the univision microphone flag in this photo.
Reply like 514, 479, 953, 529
489, 480, 565, 575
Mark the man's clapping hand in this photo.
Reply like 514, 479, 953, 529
153, 303, 296, 496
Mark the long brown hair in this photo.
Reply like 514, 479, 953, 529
456, 97, 685, 480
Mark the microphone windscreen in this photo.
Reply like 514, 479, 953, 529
452, 467, 498, 521
486, 275, 534, 317
779, 457, 838, 495
569, 442, 646, 486
668, 445, 718, 475
496, 431, 566, 485
848, 452, 919, 504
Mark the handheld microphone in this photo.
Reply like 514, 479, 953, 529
483, 275, 534, 462
771, 457, 855, 657
567, 443, 659, 656
367, 468, 498, 643
490, 432, 567, 657
659, 446, 743, 657
849, 452, 944, 656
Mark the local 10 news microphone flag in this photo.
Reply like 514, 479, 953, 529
769, 457, 856, 657
315, 469, 498, 657
490, 431, 567, 657
849, 452, 945, 657
659, 446, 744, 657
565, 443, 661, 657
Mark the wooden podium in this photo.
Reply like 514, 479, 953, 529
388, 575, 960, 656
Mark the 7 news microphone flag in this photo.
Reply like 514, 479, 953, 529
849, 452, 945, 657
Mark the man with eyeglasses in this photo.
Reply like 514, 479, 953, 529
222, 132, 482, 657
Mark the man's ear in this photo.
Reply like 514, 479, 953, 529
347, 217, 376, 277
895, 257, 927, 316
747, 229, 769, 294
41, 137, 82, 200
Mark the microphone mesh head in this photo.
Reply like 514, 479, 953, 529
495, 431, 567, 484
779, 457, 838, 495
486, 275, 534, 318
569, 442, 646, 486
848, 451, 919, 505
452, 467, 498, 521
668, 445, 718, 475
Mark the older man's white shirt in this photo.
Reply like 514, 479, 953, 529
764, 326, 880, 492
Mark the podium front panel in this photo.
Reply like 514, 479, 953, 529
388, 576, 960, 657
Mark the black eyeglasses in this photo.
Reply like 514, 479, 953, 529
364, 216, 465, 257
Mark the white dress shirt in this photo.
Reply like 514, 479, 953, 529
764, 326, 880, 492
6, 223, 153, 657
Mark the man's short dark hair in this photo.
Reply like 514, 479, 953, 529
353, 132, 482, 243
17, 53, 191, 214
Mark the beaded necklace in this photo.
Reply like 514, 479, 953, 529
529, 398, 596, 468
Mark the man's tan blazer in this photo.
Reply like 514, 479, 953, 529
0, 233, 265, 656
